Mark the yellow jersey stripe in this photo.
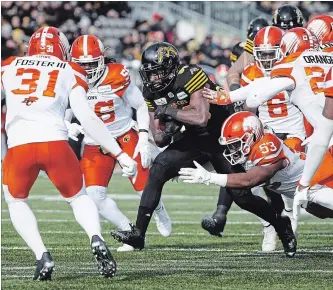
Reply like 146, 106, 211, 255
188, 75, 208, 93
184, 70, 205, 90
187, 74, 208, 92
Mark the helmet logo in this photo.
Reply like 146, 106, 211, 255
157, 46, 177, 64
242, 116, 261, 137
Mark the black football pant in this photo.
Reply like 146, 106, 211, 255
136, 132, 282, 235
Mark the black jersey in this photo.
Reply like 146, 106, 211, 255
144, 64, 231, 137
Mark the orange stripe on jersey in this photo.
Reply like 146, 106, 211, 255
241, 62, 264, 87
324, 67, 333, 98
67, 61, 88, 77
1, 56, 17, 68
100, 63, 130, 97
72, 75, 88, 92
276, 52, 302, 65
248, 133, 285, 166
271, 67, 296, 86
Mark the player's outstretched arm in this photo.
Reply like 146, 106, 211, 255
179, 159, 285, 188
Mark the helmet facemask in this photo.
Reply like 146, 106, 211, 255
219, 132, 254, 166
254, 46, 281, 72
73, 56, 105, 84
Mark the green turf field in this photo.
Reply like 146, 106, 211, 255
2, 174, 333, 290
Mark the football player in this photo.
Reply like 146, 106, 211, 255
226, 4, 304, 94
0, 27, 139, 279
1, 100, 7, 161
68, 35, 172, 251
111, 42, 296, 257
179, 112, 333, 255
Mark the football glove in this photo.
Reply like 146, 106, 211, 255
154, 104, 178, 120
133, 132, 152, 168
117, 152, 138, 182
202, 87, 232, 105
293, 186, 309, 220
65, 120, 84, 141
178, 161, 212, 185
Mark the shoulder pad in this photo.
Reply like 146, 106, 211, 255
177, 65, 209, 94
248, 133, 285, 166
1, 56, 18, 69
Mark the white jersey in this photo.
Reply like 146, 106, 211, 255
271, 50, 333, 128
244, 133, 333, 198
240, 62, 306, 139
83, 63, 135, 146
1, 55, 87, 148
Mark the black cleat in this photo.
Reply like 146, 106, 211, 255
91, 235, 117, 278
33, 252, 55, 281
111, 224, 145, 250
201, 216, 224, 237
275, 216, 297, 258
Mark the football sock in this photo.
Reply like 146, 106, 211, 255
7, 200, 47, 260
69, 194, 103, 241
136, 206, 153, 236
87, 186, 131, 231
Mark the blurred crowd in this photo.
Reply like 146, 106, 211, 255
1, 1, 332, 69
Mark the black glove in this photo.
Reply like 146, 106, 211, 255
154, 104, 178, 120
164, 120, 182, 137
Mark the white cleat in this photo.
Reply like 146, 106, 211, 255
154, 202, 172, 237
282, 210, 298, 235
117, 244, 135, 252
262, 225, 277, 252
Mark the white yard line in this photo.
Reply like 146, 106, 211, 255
2, 218, 331, 225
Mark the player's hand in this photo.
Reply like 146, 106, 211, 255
133, 132, 152, 168
117, 152, 138, 181
65, 120, 84, 141
178, 161, 211, 185
293, 185, 309, 220
202, 87, 232, 105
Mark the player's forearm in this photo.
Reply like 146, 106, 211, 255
226, 52, 254, 88
172, 108, 208, 127
136, 102, 150, 132
69, 87, 122, 156
299, 115, 333, 186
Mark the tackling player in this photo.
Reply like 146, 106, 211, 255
110, 42, 297, 257
1, 27, 138, 279
67, 35, 172, 251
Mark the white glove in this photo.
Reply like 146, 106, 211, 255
117, 152, 138, 182
178, 161, 212, 185
293, 186, 309, 220
65, 120, 84, 141
133, 132, 152, 168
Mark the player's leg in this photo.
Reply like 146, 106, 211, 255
308, 186, 333, 211
2, 143, 53, 280
120, 129, 171, 237
111, 137, 211, 249
43, 141, 116, 277
281, 195, 297, 234
81, 145, 132, 231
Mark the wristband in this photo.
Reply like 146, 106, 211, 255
210, 173, 228, 187
139, 129, 149, 133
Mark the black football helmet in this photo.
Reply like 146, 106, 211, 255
139, 42, 180, 93
247, 17, 270, 38
272, 4, 304, 30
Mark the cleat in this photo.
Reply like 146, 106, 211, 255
262, 225, 277, 252
33, 252, 55, 281
153, 202, 172, 237
91, 235, 117, 278
117, 244, 135, 252
201, 216, 224, 237
275, 216, 297, 258
111, 223, 145, 250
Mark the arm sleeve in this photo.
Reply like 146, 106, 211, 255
123, 82, 149, 131
299, 115, 333, 186
69, 86, 122, 157
64, 109, 74, 122
245, 77, 295, 108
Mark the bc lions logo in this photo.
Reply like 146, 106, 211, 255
22, 96, 39, 106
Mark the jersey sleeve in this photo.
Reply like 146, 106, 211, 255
270, 52, 302, 86
178, 65, 209, 95
240, 63, 256, 87
67, 62, 89, 92
324, 67, 333, 98
248, 133, 285, 166
244, 35, 254, 55
101, 63, 131, 97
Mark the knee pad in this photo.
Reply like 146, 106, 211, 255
86, 186, 108, 204
64, 185, 86, 203
2, 184, 27, 204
